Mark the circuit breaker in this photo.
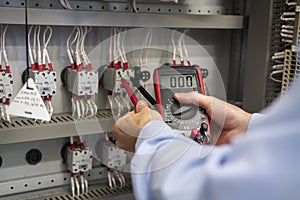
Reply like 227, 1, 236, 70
0, 72, 13, 99
66, 68, 98, 96
29, 71, 57, 96
66, 147, 93, 173
101, 142, 126, 168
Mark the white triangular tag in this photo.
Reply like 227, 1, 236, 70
7, 78, 51, 121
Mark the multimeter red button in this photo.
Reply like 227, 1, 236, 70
191, 128, 200, 138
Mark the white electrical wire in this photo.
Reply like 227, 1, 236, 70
281, 29, 294, 34
76, 97, 81, 119
90, 99, 98, 116
75, 27, 82, 68
117, 29, 126, 63
272, 64, 284, 70
108, 170, 113, 189
286, 0, 297, 6
109, 28, 113, 64
171, 30, 176, 63
280, 32, 293, 39
74, 175, 80, 196
270, 70, 283, 83
119, 171, 126, 188
84, 177, 88, 193
79, 27, 87, 66
121, 29, 127, 63
113, 27, 119, 65
178, 33, 183, 63
67, 27, 77, 65
140, 29, 152, 65
71, 96, 76, 118
281, 25, 294, 29
111, 171, 117, 189
33, 26, 38, 64
71, 176, 75, 197
140, 30, 148, 65
3, 103, 9, 122
59, 0, 73, 10
43, 26, 53, 66
2, 25, 9, 67
86, 99, 93, 118
79, 98, 85, 119
80, 174, 85, 194
0, 104, 4, 120
27, 26, 35, 65
36, 26, 42, 66
48, 101, 54, 117
144, 29, 152, 64
282, 38, 293, 43
182, 29, 190, 62
114, 170, 123, 188
280, 12, 296, 21
0, 27, 2, 71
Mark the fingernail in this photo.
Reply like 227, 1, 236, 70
137, 100, 147, 107
174, 93, 182, 98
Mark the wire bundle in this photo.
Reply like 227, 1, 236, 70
269, 0, 297, 83
172, 29, 191, 66
107, 28, 132, 119
105, 133, 126, 189
67, 27, 98, 119
0, 25, 12, 122
69, 136, 89, 197
28, 25, 55, 117
128, 0, 138, 12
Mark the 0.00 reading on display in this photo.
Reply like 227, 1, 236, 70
161, 74, 197, 89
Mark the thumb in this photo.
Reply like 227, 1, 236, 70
174, 92, 211, 110
135, 100, 150, 113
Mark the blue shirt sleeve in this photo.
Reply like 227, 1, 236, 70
130, 80, 300, 200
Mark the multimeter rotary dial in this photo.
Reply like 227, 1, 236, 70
170, 99, 197, 120
164, 98, 201, 130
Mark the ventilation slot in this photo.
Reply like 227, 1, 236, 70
0, 110, 112, 130
33, 184, 132, 200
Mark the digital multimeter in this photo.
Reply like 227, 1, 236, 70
154, 65, 211, 144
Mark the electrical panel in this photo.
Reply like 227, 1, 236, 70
0, 0, 249, 199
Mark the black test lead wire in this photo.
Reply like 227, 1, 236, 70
128, 74, 157, 106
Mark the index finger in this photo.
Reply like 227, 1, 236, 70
174, 92, 212, 111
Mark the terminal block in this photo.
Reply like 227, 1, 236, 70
101, 67, 134, 93
29, 71, 57, 96
66, 147, 93, 173
101, 142, 126, 168
0, 72, 13, 99
66, 69, 98, 96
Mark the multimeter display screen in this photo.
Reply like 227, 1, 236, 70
160, 74, 198, 89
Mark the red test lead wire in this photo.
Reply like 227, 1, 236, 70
120, 78, 138, 106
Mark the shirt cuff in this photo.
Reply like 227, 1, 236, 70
246, 113, 265, 133
135, 120, 175, 149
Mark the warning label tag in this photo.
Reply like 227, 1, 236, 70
7, 78, 51, 121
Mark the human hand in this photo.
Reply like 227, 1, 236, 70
112, 100, 163, 152
174, 92, 252, 145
